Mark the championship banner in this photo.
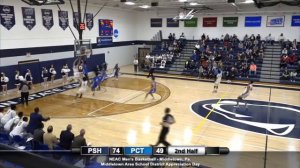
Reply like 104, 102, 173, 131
150, 18, 162, 27
0, 5, 15, 30
223, 17, 238, 27
184, 18, 197, 27
41, 9, 54, 30
99, 19, 113, 36
245, 16, 261, 27
86, 13, 93, 30
73, 12, 79, 29
203, 17, 217, 27
22, 7, 36, 30
167, 18, 179, 27
291, 15, 300, 27
266, 16, 285, 27
97, 36, 113, 46
58, 10, 69, 30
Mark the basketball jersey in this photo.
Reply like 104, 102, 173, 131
242, 84, 253, 95
92, 76, 101, 88
9, 121, 28, 137
1, 109, 16, 125
215, 72, 222, 84
4, 116, 20, 132
152, 81, 156, 90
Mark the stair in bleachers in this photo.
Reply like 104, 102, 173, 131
259, 44, 282, 83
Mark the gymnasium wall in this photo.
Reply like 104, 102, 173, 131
0, 0, 138, 83
135, 11, 300, 41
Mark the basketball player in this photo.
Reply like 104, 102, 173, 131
75, 77, 88, 100
15, 70, 21, 92
49, 64, 56, 84
236, 81, 254, 108
151, 108, 175, 147
25, 69, 33, 87
91, 74, 104, 96
61, 64, 70, 85
145, 76, 156, 100
113, 64, 120, 80
213, 69, 222, 93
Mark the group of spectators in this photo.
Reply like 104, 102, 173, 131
280, 39, 299, 82
0, 105, 88, 150
186, 33, 265, 81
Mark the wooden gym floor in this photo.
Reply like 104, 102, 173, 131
0, 65, 300, 167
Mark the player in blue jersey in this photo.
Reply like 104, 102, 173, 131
91, 74, 103, 96
145, 76, 156, 100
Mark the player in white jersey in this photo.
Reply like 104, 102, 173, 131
213, 70, 222, 93
236, 81, 254, 108
75, 77, 88, 100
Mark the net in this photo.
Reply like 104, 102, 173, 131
74, 39, 92, 57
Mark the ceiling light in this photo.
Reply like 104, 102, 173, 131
190, 2, 199, 6
179, 0, 187, 2
243, 0, 254, 4
139, 5, 150, 9
124, 1, 135, 5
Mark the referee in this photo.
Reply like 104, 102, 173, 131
152, 108, 175, 147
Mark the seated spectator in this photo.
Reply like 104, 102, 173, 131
33, 123, 45, 144
278, 33, 285, 44
43, 125, 59, 150
265, 34, 274, 45
4, 112, 23, 132
249, 34, 255, 41
289, 53, 298, 64
0, 108, 4, 127
9, 117, 28, 138
290, 71, 297, 82
27, 107, 50, 134
249, 63, 257, 76
59, 124, 74, 150
281, 68, 290, 80
1, 105, 17, 126
195, 43, 200, 51
243, 34, 248, 42
282, 48, 288, 55
241, 64, 248, 77
72, 129, 87, 148
256, 34, 261, 41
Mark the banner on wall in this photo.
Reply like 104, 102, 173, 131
22, 7, 36, 30
99, 19, 113, 36
86, 13, 94, 30
203, 17, 217, 27
291, 15, 300, 26
184, 18, 198, 27
73, 12, 79, 29
58, 10, 69, 30
223, 17, 238, 27
266, 16, 285, 27
150, 18, 162, 27
41, 9, 54, 30
0, 5, 15, 30
245, 16, 261, 27
167, 18, 179, 27
97, 36, 113, 46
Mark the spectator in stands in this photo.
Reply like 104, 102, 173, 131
1, 105, 17, 126
289, 52, 298, 65
220, 35, 224, 41
243, 34, 248, 42
33, 123, 45, 144
4, 112, 23, 132
59, 124, 74, 150
281, 68, 290, 80
179, 32, 185, 39
43, 125, 59, 150
27, 107, 50, 134
292, 39, 298, 50
72, 129, 87, 148
9, 117, 28, 138
282, 48, 288, 55
265, 34, 274, 45
168, 33, 173, 42
250, 34, 255, 42
290, 70, 297, 82
241, 64, 248, 77
256, 34, 261, 41
278, 33, 285, 44
172, 33, 176, 40
201, 33, 206, 41
249, 62, 257, 76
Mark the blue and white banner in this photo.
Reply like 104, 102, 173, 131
244, 16, 261, 27
73, 12, 79, 29
167, 18, 179, 27
266, 16, 285, 27
41, 9, 54, 30
0, 5, 15, 30
22, 7, 36, 30
291, 15, 300, 27
86, 13, 93, 30
97, 36, 113, 46
58, 10, 69, 30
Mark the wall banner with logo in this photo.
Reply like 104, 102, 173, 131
0, 5, 15, 30
22, 7, 36, 30
266, 16, 285, 27
58, 10, 69, 30
41, 9, 54, 30
184, 18, 198, 27
86, 13, 94, 30
223, 17, 238, 27
244, 16, 262, 27
203, 17, 217, 27
150, 18, 162, 27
